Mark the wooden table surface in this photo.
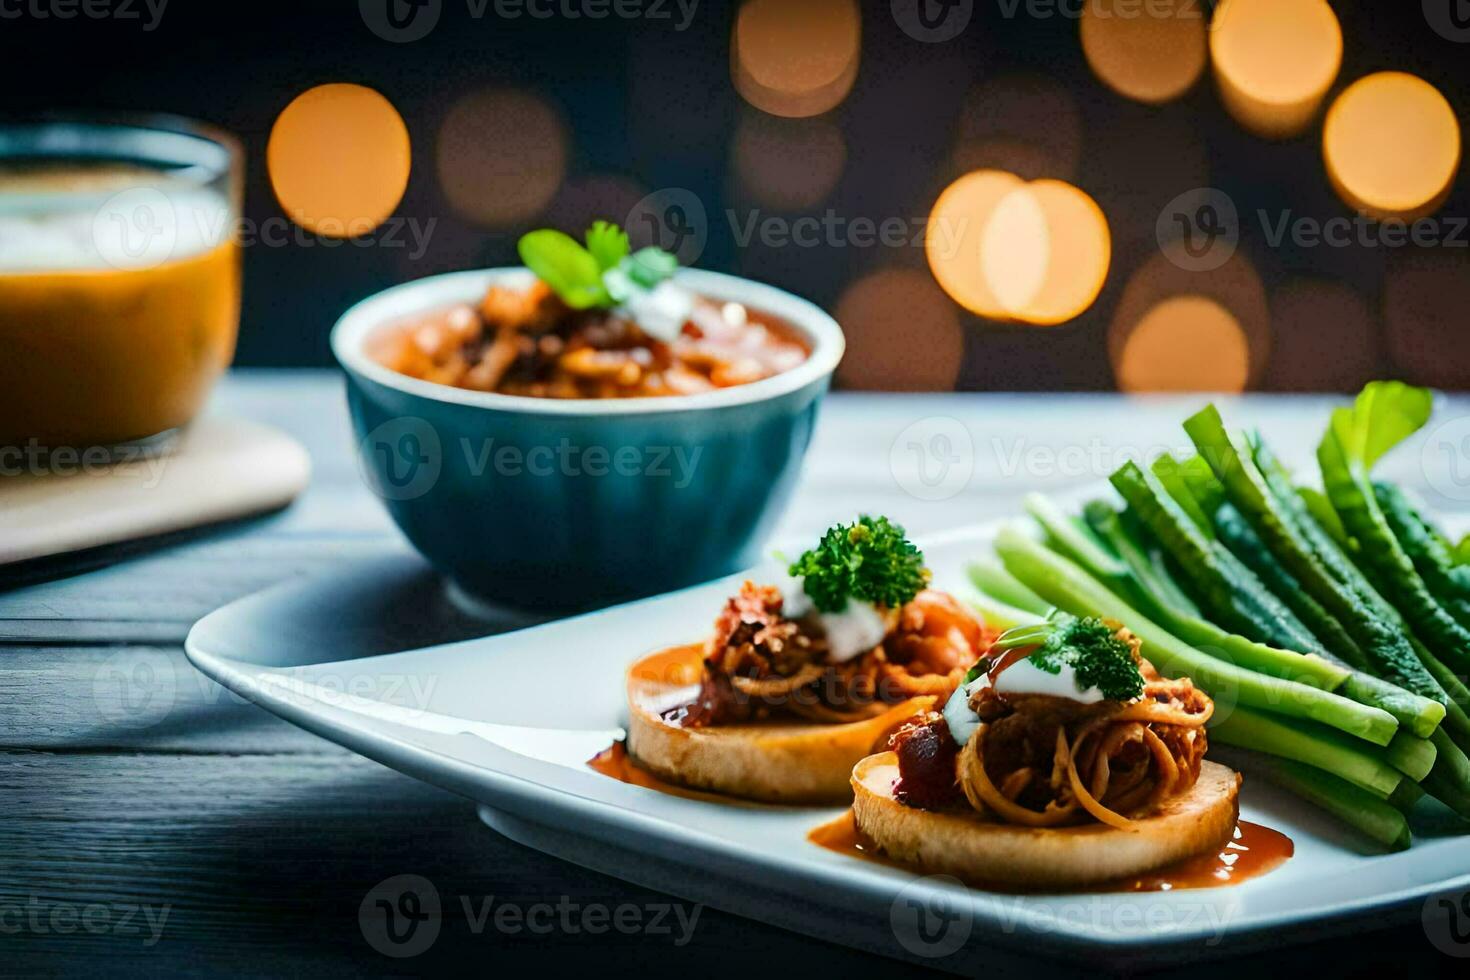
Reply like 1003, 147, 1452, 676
4, 371, 1466, 976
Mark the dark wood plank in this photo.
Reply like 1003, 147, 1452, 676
0, 646, 334, 754
0, 751, 945, 977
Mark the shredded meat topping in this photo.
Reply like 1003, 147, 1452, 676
676, 583, 987, 728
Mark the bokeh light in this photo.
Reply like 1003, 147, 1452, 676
1115, 296, 1251, 393
835, 269, 963, 391
732, 0, 860, 118
950, 75, 1082, 182
983, 180, 1112, 326
1109, 251, 1269, 391
1324, 72, 1461, 220
1080, 0, 1207, 105
929, 172, 1111, 326
927, 169, 1025, 320
1385, 250, 1470, 388
436, 88, 568, 227
1265, 279, 1379, 392
1211, 0, 1342, 138
267, 83, 410, 238
730, 110, 846, 209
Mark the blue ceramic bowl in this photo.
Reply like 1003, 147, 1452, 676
332, 267, 843, 611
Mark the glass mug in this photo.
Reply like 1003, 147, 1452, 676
0, 115, 242, 448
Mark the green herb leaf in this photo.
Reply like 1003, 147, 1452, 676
788, 515, 929, 613
585, 220, 630, 272
519, 223, 679, 310
624, 246, 679, 289
517, 229, 609, 309
1017, 612, 1145, 702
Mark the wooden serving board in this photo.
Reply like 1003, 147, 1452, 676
0, 415, 310, 567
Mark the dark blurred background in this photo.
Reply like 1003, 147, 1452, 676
2, 0, 1467, 391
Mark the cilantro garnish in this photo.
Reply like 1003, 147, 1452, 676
788, 515, 929, 613
990, 613, 1144, 702
517, 221, 679, 310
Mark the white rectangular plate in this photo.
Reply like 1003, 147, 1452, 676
185, 523, 1470, 971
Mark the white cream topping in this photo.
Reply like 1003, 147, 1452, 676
944, 654, 1106, 746
984, 656, 1105, 703
776, 575, 888, 663
620, 279, 695, 342
814, 598, 890, 663
942, 677, 984, 747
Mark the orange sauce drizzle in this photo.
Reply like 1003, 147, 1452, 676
586, 741, 740, 804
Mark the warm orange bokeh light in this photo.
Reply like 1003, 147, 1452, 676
835, 268, 964, 391
1080, 0, 1207, 105
1211, 0, 1342, 138
436, 88, 567, 228
927, 169, 1026, 320
732, 0, 860, 118
731, 111, 846, 209
267, 83, 410, 238
1109, 251, 1269, 391
929, 172, 1110, 327
1324, 72, 1462, 221
1116, 296, 1250, 393
984, 180, 1111, 326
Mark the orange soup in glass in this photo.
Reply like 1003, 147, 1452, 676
0, 117, 242, 448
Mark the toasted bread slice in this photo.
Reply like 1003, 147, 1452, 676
852, 752, 1241, 888
624, 645, 933, 804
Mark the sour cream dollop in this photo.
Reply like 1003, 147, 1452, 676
941, 652, 1105, 747
776, 574, 889, 663
620, 279, 695, 342
987, 657, 1105, 704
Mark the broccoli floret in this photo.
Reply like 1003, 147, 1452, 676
788, 515, 929, 613
990, 612, 1145, 702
